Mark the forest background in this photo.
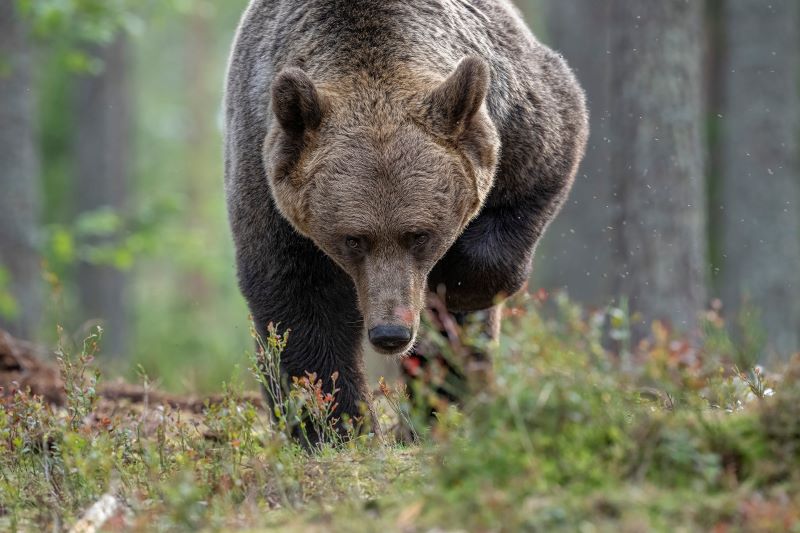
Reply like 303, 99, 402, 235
1, 0, 797, 391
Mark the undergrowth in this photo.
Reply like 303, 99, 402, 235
1, 292, 799, 532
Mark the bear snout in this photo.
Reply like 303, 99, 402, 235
368, 325, 413, 353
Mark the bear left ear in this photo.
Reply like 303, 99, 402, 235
424, 56, 491, 138
271, 67, 326, 134
267, 68, 327, 235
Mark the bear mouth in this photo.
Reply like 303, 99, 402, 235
367, 329, 417, 357
371, 343, 414, 357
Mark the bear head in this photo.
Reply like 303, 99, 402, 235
264, 56, 500, 356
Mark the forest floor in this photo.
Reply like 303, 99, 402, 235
1, 294, 799, 532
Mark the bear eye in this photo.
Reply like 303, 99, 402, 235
412, 233, 429, 247
345, 237, 361, 250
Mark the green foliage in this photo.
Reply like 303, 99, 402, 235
30, 0, 251, 387
17, 0, 189, 48
120, 1, 251, 391
20, 0, 137, 39
44, 201, 179, 274
2, 296, 799, 531
757, 358, 800, 484
394, 296, 799, 532
17, 0, 183, 78
0, 267, 19, 321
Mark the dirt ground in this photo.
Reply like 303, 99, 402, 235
0, 329, 264, 415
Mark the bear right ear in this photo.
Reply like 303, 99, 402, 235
271, 67, 326, 134
424, 56, 491, 138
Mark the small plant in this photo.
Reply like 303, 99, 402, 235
56, 325, 103, 430
248, 321, 289, 418
608, 297, 633, 370
378, 376, 419, 442
735, 365, 774, 400
248, 321, 356, 449
290, 371, 345, 447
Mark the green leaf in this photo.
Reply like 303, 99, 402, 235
49, 226, 76, 264
75, 208, 123, 237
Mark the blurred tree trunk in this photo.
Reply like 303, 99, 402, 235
536, 0, 615, 306
184, 12, 213, 301
609, 1, 708, 336
0, 0, 42, 339
719, 1, 800, 358
73, 36, 131, 357
705, 0, 725, 285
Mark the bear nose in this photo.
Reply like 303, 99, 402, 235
368, 325, 412, 351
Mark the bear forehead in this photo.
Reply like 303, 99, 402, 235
307, 122, 460, 184
312, 172, 455, 230
307, 140, 458, 213
317, 201, 451, 239
305, 137, 458, 235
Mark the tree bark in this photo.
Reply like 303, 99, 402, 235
719, 1, 800, 358
73, 36, 132, 358
0, 0, 42, 339
536, 0, 616, 307
609, 0, 708, 336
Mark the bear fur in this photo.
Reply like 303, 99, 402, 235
224, 0, 588, 435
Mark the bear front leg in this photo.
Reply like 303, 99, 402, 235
452, 304, 502, 392
428, 208, 537, 313
241, 234, 373, 445
400, 303, 501, 437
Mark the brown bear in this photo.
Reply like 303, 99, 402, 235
224, 0, 588, 437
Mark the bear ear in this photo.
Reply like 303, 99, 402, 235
425, 56, 491, 137
271, 67, 326, 134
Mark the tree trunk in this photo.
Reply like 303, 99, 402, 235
719, 1, 800, 358
184, 12, 214, 301
0, 0, 42, 339
535, 0, 615, 307
609, 0, 708, 336
73, 36, 132, 358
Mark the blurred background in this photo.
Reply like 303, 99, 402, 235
0, 1, 797, 392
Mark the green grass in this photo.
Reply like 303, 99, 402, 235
1, 293, 799, 532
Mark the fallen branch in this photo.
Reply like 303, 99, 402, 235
0, 329, 63, 405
